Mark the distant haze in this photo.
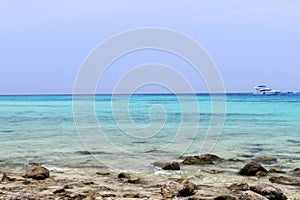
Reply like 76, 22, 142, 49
0, 1, 299, 94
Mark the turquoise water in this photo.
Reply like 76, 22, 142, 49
0, 94, 299, 172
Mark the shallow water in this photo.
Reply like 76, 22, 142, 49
0, 94, 299, 172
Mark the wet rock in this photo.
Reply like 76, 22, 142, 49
96, 171, 110, 176
250, 183, 287, 200
1, 173, 25, 182
255, 157, 277, 164
269, 168, 285, 174
182, 154, 221, 165
118, 172, 141, 184
214, 195, 236, 200
123, 193, 140, 198
161, 179, 195, 198
293, 168, 300, 176
153, 160, 180, 170
269, 176, 300, 185
239, 191, 268, 200
238, 162, 268, 176
204, 169, 224, 174
228, 182, 250, 192
24, 165, 50, 180
256, 171, 268, 177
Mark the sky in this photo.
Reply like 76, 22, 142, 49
0, 0, 300, 94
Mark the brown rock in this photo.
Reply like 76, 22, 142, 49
228, 182, 250, 192
239, 191, 268, 200
269, 168, 285, 174
255, 157, 277, 164
153, 160, 180, 170
123, 193, 140, 198
118, 172, 141, 184
24, 165, 50, 180
269, 176, 300, 185
214, 195, 236, 200
238, 162, 268, 176
205, 169, 224, 174
256, 171, 268, 177
96, 171, 110, 176
293, 168, 300, 176
161, 179, 195, 198
1, 173, 25, 182
250, 183, 287, 200
182, 154, 221, 165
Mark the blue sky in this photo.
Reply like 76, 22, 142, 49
1, 1, 299, 94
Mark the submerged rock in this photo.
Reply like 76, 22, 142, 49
239, 191, 268, 200
118, 172, 141, 184
228, 182, 250, 192
182, 154, 221, 165
250, 183, 287, 200
238, 162, 268, 176
293, 168, 300, 176
153, 160, 180, 170
269, 168, 286, 174
255, 157, 277, 164
24, 165, 50, 180
214, 195, 236, 200
161, 179, 195, 198
269, 176, 300, 185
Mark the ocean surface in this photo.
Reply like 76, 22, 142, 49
0, 94, 299, 173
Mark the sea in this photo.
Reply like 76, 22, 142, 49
0, 94, 299, 173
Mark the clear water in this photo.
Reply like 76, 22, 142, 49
0, 94, 299, 172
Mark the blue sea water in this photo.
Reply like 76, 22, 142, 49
0, 94, 299, 172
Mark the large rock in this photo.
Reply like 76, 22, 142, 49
24, 165, 50, 180
182, 154, 221, 165
161, 179, 195, 198
238, 162, 268, 176
250, 183, 287, 200
153, 160, 180, 170
239, 191, 268, 200
118, 172, 141, 184
269, 176, 300, 185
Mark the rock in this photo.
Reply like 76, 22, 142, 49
96, 171, 110, 176
1, 173, 25, 182
161, 179, 195, 198
239, 191, 268, 200
24, 165, 50, 180
123, 193, 140, 198
205, 169, 224, 174
269, 168, 285, 174
228, 182, 250, 192
153, 160, 180, 170
250, 183, 287, 200
256, 171, 268, 177
238, 162, 268, 176
293, 168, 300, 176
182, 154, 221, 165
118, 172, 141, 184
269, 176, 300, 185
214, 195, 236, 200
255, 157, 277, 164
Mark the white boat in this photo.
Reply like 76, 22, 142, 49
254, 85, 281, 95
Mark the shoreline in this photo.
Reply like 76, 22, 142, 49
1, 154, 299, 199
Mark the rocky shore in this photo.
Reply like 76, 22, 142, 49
1, 154, 299, 199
